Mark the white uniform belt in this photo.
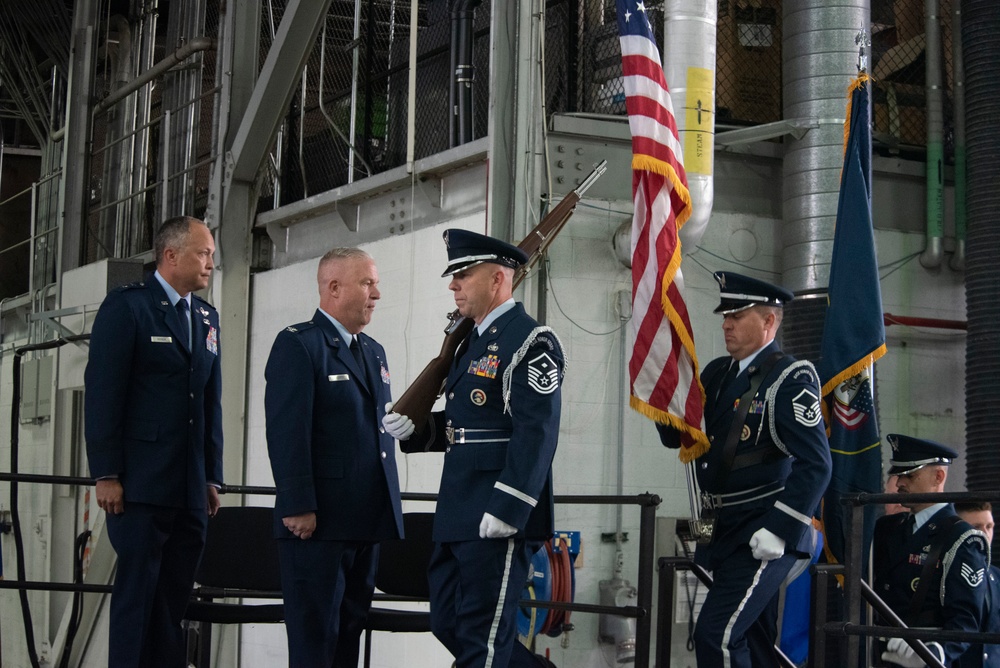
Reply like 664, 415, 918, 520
701, 481, 785, 510
445, 427, 512, 445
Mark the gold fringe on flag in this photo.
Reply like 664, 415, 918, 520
629, 152, 709, 461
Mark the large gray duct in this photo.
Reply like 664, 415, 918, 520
963, 0, 1000, 515
781, 1, 869, 368
781, 1, 870, 297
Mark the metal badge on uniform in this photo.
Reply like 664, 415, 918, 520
151, 336, 173, 343
198, 306, 209, 317
202, 318, 210, 325
527, 352, 559, 394
792, 389, 821, 427
469, 355, 500, 379
488, 343, 499, 352
910, 577, 920, 592
489, 326, 497, 334
740, 425, 752, 441
205, 326, 218, 355
470, 389, 487, 405
160, 300, 169, 306
328, 374, 349, 381
380, 364, 390, 384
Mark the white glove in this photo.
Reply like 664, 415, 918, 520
382, 402, 415, 440
749, 528, 786, 561
881, 636, 942, 667
479, 513, 517, 539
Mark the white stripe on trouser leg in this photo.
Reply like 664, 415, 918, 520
721, 559, 770, 668
484, 538, 517, 668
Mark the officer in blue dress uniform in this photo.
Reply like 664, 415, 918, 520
873, 435, 989, 667
955, 501, 1000, 668
657, 271, 832, 668
85, 216, 223, 667
383, 229, 564, 668
265, 248, 404, 667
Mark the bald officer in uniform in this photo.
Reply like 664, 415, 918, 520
657, 271, 831, 668
384, 229, 565, 668
85, 216, 223, 667
874, 435, 989, 668
265, 248, 404, 667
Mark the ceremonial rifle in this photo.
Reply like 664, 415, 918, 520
392, 160, 608, 426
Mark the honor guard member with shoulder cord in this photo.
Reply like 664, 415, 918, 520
874, 435, 989, 668
265, 248, 404, 667
383, 229, 565, 668
955, 500, 1000, 668
657, 271, 832, 668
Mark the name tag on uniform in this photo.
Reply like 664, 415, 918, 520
328, 374, 349, 382
151, 336, 172, 343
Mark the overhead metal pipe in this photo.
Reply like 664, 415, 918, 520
662, 0, 716, 253
450, 0, 481, 146
949, 0, 967, 272
919, 0, 945, 269
93, 36, 215, 115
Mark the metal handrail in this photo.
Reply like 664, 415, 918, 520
809, 491, 1000, 667
0, 472, 663, 667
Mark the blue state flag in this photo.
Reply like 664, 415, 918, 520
817, 73, 886, 566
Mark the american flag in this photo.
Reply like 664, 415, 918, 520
617, 0, 708, 459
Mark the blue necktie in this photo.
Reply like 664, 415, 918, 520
176, 299, 191, 348
719, 359, 739, 395
350, 337, 367, 382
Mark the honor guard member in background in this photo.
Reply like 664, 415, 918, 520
657, 271, 832, 668
383, 229, 565, 668
265, 248, 404, 667
955, 501, 1000, 668
85, 216, 223, 667
873, 435, 989, 668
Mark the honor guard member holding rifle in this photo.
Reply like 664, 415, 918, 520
657, 271, 832, 668
382, 229, 565, 668
873, 435, 989, 668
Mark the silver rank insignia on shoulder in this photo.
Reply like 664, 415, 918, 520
527, 352, 559, 394
961, 563, 985, 587
286, 326, 298, 333
792, 389, 822, 427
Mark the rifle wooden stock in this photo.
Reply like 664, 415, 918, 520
392, 161, 608, 428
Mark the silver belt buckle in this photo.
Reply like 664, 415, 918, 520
700, 492, 719, 510
445, 427, 464, 445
